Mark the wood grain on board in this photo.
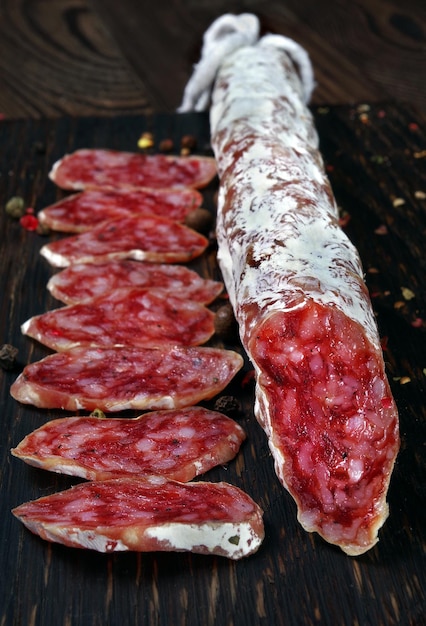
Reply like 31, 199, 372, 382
0, 0, 425, 119
0, 107, 425, 626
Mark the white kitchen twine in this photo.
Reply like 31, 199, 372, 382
177, 13, 315, 112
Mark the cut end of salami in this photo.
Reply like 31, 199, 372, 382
10, 345, 244, 412
251, 302, 399, 555
11, 407, 246, 482
39, 214, 208, 267
12, 476, 264, 559
48, 149, 217, 191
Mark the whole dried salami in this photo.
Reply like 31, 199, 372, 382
49, 149, 217, 190
210, 39, 399, 555
12, 476, 264, 559
10, 345, 244, 412
12, 407, 246, 482
40, 214, 208, 267
47, 261, 223, 305
22, 288, 215, 351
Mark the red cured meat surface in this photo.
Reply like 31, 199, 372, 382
40, 214, 208, 267
49, 149, 217, 191
12, 407, 246, 482
47, 261, 223, 305
22, 288, 215, 351
10, 345, 244, 412
210, 42, 399, 554
38, 187, 203, 233
250, 302, 399, 553
12, 476, 264, 558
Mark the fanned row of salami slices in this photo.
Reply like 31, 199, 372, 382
10, 149, 265, 560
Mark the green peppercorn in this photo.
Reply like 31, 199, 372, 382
5, 196, 25, 219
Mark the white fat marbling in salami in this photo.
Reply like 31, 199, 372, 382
38, 187, 203, 233
12, 476, 264, 558
49, 149, 217, 191
47, 261, 223, 305
11, 407, 246, 482
40, 214, 208, 267
21, 288, 215, 351
210, 41, 399, 555
10, 345, 243, 412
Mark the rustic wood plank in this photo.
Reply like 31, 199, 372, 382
89, 0, 426, 110
0, 106, 425, 625
0, 0, 152, 118
0, 1, 425, 119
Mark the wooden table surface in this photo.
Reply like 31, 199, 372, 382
0, 2, 425, 626
0, 0, 425, 118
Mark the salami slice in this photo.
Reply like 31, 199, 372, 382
209, 39, 399, 554
11, 407, 246, 482
22, 288, 215, 351
12, 476, 264, 558
10, 345, 244, 412
38, 187, 203, 233
49, 149, 217, 191
47, 261, 223, 305
40, 214, 208, 267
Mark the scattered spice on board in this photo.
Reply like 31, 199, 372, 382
414, 190, 426, 200
214, 395, 242, 419
241, 370, 255, 388
19, 208, 38, 231
374, 224, 388, 235
401, 287, 416, 301
214, 303, 239, 341
5, 196, 25, 219
90, 408, 106, 419
184, 208, 213, 235
399, 376, 411, 385
0, 344, 18, 370
159, 138, 174, 153
392, 198, 406, 208
338, 210, 351, 228
181, 135, 197, 151
137, 132, 154, 150
370, 155, 386, 165
394, 301, 406, 310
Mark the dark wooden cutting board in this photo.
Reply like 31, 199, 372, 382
0, 106, 425, 626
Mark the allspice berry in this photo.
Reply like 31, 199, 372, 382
184, 208, 213, 234
214, 303, 238, 341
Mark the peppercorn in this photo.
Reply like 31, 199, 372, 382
0, 344, 18, 370
181, 135, 197, 150
214, 395, 242, 419
184, 208, 213, 235
159, 138, 174, 153
214, 303, 239, 341
5, 196, 25, 219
